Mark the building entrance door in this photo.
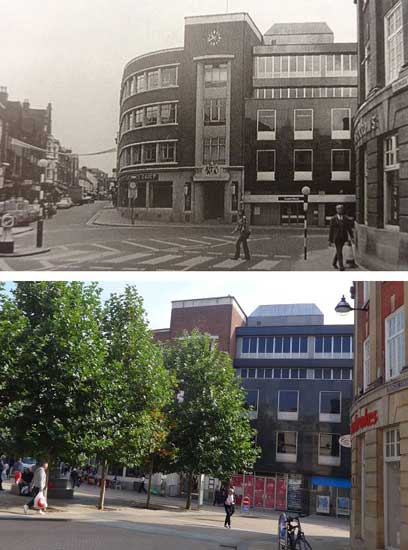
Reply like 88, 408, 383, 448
203, 183, 224, 220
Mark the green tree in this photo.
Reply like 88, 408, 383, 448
163, 330, 259, 509
0, 282, 106, 477
82, 286, 174, 510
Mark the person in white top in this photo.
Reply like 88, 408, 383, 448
224, 487, 235, 528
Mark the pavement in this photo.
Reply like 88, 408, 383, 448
0, 202, 364, 271
0, 482, 350, 550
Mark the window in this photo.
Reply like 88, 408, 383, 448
363, 337, 370, 391
159, 142, 176, 163
160, 103, 177, 124
276, 432, 297, 463
294, 109, 313, 140
205, 64, 228, 86
257, 110, 276, 140
363, 281, 370, 304
363, 148, 369, 225
384, 428, 401, 549
161, 66, 178, 87
319, 433, 341, 466
257, 150, 276, 181
332, 150, 351, 181
385, 307, 405, 380
363, 43, 372, 98
145, 105, 159, 126
332, 109, 351, 139
385, 2, 404, 84
147, 70, 160, 90
136, 74, 146, 93
203, 137, 226, 164
314, 335, 352, 357
245, 389, 259, 419
278, 390, 299, 421
132, 144, 142, 165
320, 391, 341, 422
134, 108, 144, 128
294, 150, 313, 180
204, 99, 226, 125
384, 135, 400, 228
150, 181, 173, 208
143, 143, 157, 163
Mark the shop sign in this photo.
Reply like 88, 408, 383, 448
278, 196, 303, 202
131, 173, 158, 182
354, 115, 379, 143
351, 408, 378, 435
316, 495, 330, 514
339, 434, 352, 448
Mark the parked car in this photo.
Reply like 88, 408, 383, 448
56, 197, 73, 209
21, 457, 36, 470
81, 195, 95, 204
0, 199, 40, 226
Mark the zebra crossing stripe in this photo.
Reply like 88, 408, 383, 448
141, 254, 182, 266
150, 238, 189, 248
211, 259, 247, 269
176, 256, 214, 270
105, 252, 152, 264
249, 260, 280, 270
178, 237, 210, 245
123, 240, 159, 251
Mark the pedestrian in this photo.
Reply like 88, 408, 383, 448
14, 458, 24, 474
224, 487, 235, 528
23, 461, 48, 515
329, 205, 354, 271
213, 485, 220, 506
70, 467, 79, 489
232, 210, 251, 261
138, 474, 147, 493
0, 456, 6, 491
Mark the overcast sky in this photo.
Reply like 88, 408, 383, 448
0, 0, 357, 174
7, 273, 357, 329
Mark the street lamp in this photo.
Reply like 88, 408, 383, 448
335, 295, 369, 316
301, 186, 311, 260
36, 158, 48, 248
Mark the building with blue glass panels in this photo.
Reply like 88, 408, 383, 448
234, 303, 353, 516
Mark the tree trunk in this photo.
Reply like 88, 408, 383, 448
145, 459, 154, 509
98, 460, 108, 511
44, 455, 53, 500
185, 473, 193, 510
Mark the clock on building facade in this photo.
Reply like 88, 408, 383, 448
208, 29, 222, 46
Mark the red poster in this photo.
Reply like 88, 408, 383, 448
230, 474, 243, 488
243, 475, 254, 505
264, 477, 276, 509
276, 478, 287, 510
254, 477, 265, 507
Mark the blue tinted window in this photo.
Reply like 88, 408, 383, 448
242, 338, 250, 353
315, 368, 322, 379
241, 369, 248, 378
333, 368, 342, 380
248, 369, 256, 378
274, 368, 281, 379
258, 337, 266, 353
300, 337, 308, 353
282, 368, 290, 379
341, 368, 351, 380
323, 369, 332, 380
323, 336, 332, 353
299, 369, 307, 379
266, 338, 274, 353
315, 336, 323, 353
275, 337, 283, 353
291, 368, 299, 379
292, 337, 300, 353
342, 336, 351, 353
257, 368, 265, 379
333, 336, 342, 353
265, 368, 273, 378
283, 337, 291, 353
250, 338, 257, 353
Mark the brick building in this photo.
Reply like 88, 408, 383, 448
246, 23, 358, 226
351, 281, 408, 549
353, 0, 408, 269
117, 13, 357, 226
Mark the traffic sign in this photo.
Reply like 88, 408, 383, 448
241, 495, 250, 513
1, 213, 15, 229
339, 434, 352, 448
129, 181, 137, 190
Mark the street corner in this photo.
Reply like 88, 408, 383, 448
0, 246, 51, 258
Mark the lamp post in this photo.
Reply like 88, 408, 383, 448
335, 295, 369, 316
301, 186, 311, 260
36, 158, 48, 248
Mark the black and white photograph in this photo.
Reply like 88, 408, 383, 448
1, 0, 407, 271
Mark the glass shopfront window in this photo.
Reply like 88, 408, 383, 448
385, 428, 401, 549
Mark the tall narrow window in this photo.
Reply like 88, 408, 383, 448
363, 337, 370, 391
319, 433, 341, 466
257, 110, 276, 140
278, 391, 299, 421
332, 150, 351, 181
319, 391, 341, 423
384, 135, 400, 228
385, 307, 405, 381
257, 150, 276, 181
294, 150, 313, 181
385, 2, 404, 84
331, 109, 351, 139
384, 429, 401, 548
276, 432, 297, 463
294, 109, 313, 140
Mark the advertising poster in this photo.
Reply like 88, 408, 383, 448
316, 495, 330, 514
254, 477, 265, 507
265, 477, 276, 509
276, 477, 287, 510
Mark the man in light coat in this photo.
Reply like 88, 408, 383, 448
23, 461, 48, 515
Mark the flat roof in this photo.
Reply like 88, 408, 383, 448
172, 295, 247, 320
185, 12, 263, 43
265, 22, 333, 36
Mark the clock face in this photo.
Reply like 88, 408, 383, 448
208, 29, 222, 46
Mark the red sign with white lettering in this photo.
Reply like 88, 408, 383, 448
351, 408, 378, 434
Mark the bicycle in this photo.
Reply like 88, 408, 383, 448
278, 513, 312, 550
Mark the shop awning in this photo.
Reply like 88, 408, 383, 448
311, 476, 351, 489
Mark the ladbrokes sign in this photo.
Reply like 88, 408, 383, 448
351, 408, 378, 435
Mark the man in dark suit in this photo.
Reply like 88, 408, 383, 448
329, 205, 354, 271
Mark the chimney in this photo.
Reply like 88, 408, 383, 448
0, 86, 8, 104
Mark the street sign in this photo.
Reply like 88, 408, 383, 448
129, 181, 137, 190
241, 495, 250, 513
1, 213, 15, 229
339, 434, 352, 448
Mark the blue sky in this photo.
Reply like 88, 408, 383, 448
3, 274, 356, 329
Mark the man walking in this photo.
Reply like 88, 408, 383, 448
329, 205, 353, 271
23, 461, 48, 515
232, 210, 251, 261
